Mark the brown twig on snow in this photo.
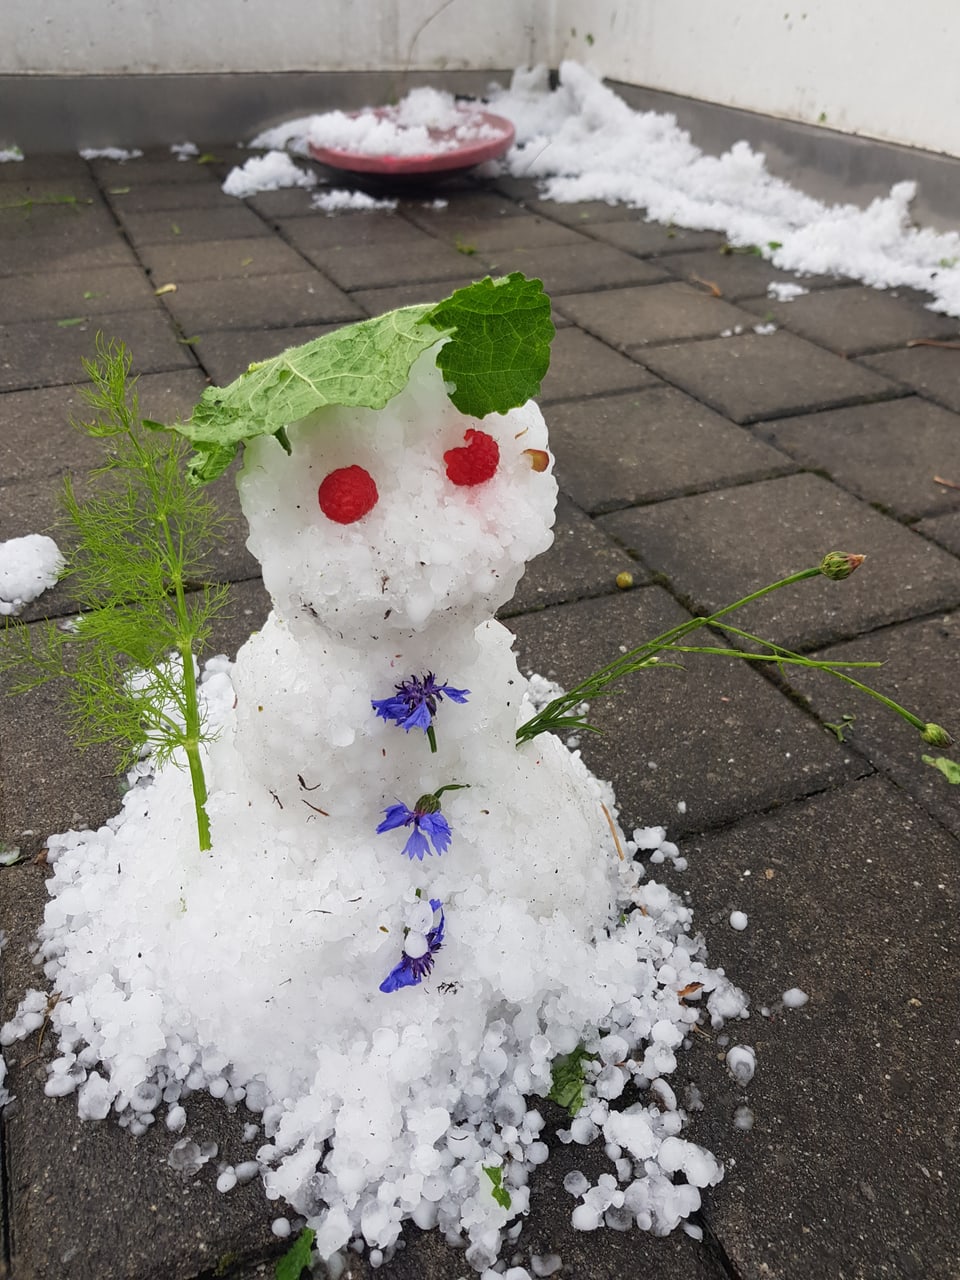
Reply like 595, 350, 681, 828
600, 802, 626, 860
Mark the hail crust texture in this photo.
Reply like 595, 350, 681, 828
4, 353, 746, 1268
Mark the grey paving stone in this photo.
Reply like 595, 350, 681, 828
138, 235, 310, 283
597, 472, 960, 650
416, 213, 588, 255
0, 369, 208, 485
758, 396, 960, 520
520, 198, 638, 227
87, 156, 219, 186
655, 246, 809, 302
0, 175, 108, 208
104, 179, 235, 213
351, 276, 499, 316
0, 154, 91, 182
0, 579, 271, 852
639, 331, 902, 424
557, 283, 756, 349
669, 776, 960, 1280
159, 271, 364, 332
0, 310, 195, 392
581, 220, 726, 258
193, 325, 341, 386
306, 239, 475, 291
0, 199, 117, 244
741, 285, 960, 355
243, 184, 326, 218
0, 265, 160, 323
860, 343, 960, 414
116, 206, 272, 245
500, 493, 643, 616
784, 611, 960, 839
278, 211, 431, 254
916, 510, 960, 556
477, 240, 669, 296
538, 326, 658, 404
399, 190, 528, 233
547, 386, 795, 514
0, 222, 138, 277
510, 587, 862, 836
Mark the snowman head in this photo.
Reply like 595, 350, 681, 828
237, 350, 557, 642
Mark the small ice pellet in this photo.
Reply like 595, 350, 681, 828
531, 1254, 563, 1278
235, 1160, 260, 1183
677, 800, 687, 814
733, 1105, 755, 1130
271, 1217, 291, 1238
729, 911, 748, 931
726, 1045, 756, 1087
563, 1170, 589, 1197
571, 1203, 601, 1231
242, 1123, 259, 1142
782, 987, 809, 1008
216, 1168, 237, 1193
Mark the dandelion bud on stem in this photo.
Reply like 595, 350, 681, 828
819, 552, 865, 581
921, 722, 953, 748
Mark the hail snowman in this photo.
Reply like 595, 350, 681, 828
197, 275, 626, 1000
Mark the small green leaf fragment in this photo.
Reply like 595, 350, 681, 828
108, 186, 131, 195
178, 335, 200, 345
922, 754, 960, 784
824, 714, 855, 742
483, 1164, 512, 1210
240, 256, 254, 266
57, 317, 87, 328
275, 1227, 315, 1280
548, 1043, 595, 1115
0, 848, 25, 867
171, 222, 181, 235
82, 291, 101, 300
425, 273, 554, 417
196, 153, 219, 164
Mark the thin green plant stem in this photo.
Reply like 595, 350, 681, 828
516, 565, 822, 744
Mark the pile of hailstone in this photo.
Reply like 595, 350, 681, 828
1, 295, 747, 1274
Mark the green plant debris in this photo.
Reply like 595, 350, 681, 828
454, 238, 477, 256
483, 1163, 512, 1210
164, 273, 554, 484
196, 153, 219, 164
171, 222, 182, 235
214, 1251, 239, 1277
547, 1043, 595, 1115
57, 317, 87, 328
108, 186, 131, 195
240, 256, 254, 267
0, 193, 92, 213
0, 335, 228, 852
0, 847, 25, 868
82, 291, 102, 300
585, 31, 595, 44
824, 713, 856, 742
275, 1227, 315, 1280
922, 754, 960, 784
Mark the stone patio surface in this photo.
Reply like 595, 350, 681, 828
1, 146, 958, 1280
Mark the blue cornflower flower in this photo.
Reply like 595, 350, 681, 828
377, 793, 453, 861
380, 899, 445, 993
371, 672, 469, 746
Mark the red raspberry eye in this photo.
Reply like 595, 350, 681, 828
444, 428, 499, 487
318, 465, 379, 523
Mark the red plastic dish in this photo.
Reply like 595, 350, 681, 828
308, 106, 515, 176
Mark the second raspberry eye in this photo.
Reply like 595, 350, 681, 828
318, 465, 379, 523
443, 429, 499, 487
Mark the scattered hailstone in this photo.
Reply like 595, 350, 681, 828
782, 987, 809, 1008
310, 188, 398, 214
79, 147, 143, 161
0, 145, 24, 163
729, 911, 748, 931
767, 281, 809, 301
725, 1045, 756, 1087
733, 1104, 755, 1131
222, 150, 318, 199
0, 534, 64, 616
753, 322, 778, 335
170, 141, 199, 161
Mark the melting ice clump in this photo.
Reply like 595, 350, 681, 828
3, 350, 746, 1269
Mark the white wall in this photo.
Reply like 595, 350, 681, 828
553, 0, 960, 158
5, 0, 958, 157
3, 0, 551, 75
